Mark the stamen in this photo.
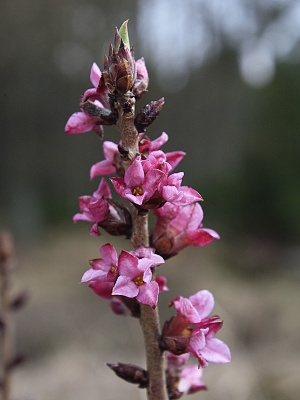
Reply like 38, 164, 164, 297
133, 275, 145, 286
132, 186, 143, 196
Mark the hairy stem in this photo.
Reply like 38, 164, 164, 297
117, 93, 168, 400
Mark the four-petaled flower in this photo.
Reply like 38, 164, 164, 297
73, 177, 111, 236
65, 62, 112, 137
81, 244, 165, 308
152, 202, 220, 258
112, 250, 161, 308
111, 153, 202, 210
161, 290, 231, 367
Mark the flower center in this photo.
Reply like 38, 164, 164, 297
110, 266, 117, 274
133, 275, 145, 286
132, 186, 143, 196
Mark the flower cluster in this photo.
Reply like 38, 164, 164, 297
66, 21, 230, 398
81, 243, 165, 309
161, 290, 231, 368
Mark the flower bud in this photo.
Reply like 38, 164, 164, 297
135, 98, 164, 133
107, 362, 148, 388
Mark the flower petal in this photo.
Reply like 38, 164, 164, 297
200, 338, 231, 364
136, 281, 159, 308
90, 62, 101, 88
112, 276, 139, 298
65, 112, 94, 134
189, 290, 215, 319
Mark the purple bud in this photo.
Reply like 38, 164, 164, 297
135, 98, 165, 133
107, 362, 148, 388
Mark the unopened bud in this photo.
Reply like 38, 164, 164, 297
107, 362, 148, 388
135, 98, 164, 133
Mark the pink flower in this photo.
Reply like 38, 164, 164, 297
81, 243, 118, 284
111, 153, 202, 210
139, 132, 186, 170
166, 352, 207, 397
90, 132, 185, 181
178, 365, 207, 394
162, 290, 231, 367
152, 202, 219, 258
73, 178, 111, 236
129, 246, 165, 267
65, 63, 114, 136
110, 156, 165, 209
112, 250, 161, 308
81, 244, 164, 308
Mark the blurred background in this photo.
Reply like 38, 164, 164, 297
1, 0, 300, 399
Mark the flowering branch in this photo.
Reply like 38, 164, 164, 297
65, 20, 231, 400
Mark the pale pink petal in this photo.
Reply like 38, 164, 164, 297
110, 177, 126, 197
118, 251, 138, 278
90, 160, 116, 179
90, 223, 100, 236
136, 281, 159, 308
185, 203, 203, 231
125, 192, 146, 206
112, 276, 139, 298
165, 151, 186, 170
90, 62, 101, 88
100, 243, 118, 266
200, 338, 231, 364
73, 213, 92, 223
102, 141, 119, 160
124, 158, 144, 187
81, 268, 107, 282
189, 290, 215, 319
173, 298, 202, 323
172, 187, 203, 206
93, 178, 111, 199
143, 169, 164, 199
188, 328, 206, 357
150, 132, 169, 151
65, 112, 94, 134
179, 365, 207, 394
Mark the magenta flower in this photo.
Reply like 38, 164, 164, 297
81, 243, 118, 284
73, 178, 111, 236
161, 290, 231, 367
129, 246, 165, 267
65, 62, 113, 136
112, 250, 161, 308
152, 202, 219, 258
81, 244, 164, 308
90, 132, 185, 181
111, 153, 202, 210
110, 156, 165, 209
139, 132, 186, 170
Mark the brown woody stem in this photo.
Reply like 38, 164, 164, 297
116, 92, 168, 400
0, 233, 14, 400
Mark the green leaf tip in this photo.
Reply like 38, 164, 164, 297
119, 20, 130, 49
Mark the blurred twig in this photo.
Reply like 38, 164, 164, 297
0, 232, 27, 400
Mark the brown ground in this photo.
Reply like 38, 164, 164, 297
9, 227, 300, 400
